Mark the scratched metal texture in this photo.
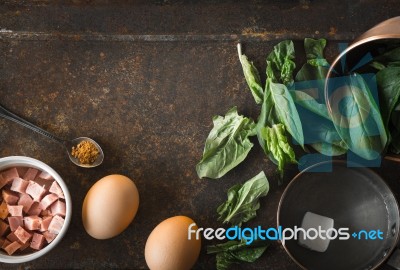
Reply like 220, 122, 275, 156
0, 0, 399, 269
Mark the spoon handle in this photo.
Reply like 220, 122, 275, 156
0, 104, 66, 145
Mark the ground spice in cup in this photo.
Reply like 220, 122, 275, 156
71, 140, 99, 165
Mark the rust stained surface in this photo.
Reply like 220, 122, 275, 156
0, 0, 400, 269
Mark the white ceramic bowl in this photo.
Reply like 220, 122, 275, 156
0, 156, 72, 263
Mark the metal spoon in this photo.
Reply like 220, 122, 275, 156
0, 104, 104, 168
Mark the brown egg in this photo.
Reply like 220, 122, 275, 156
145, 216, 201, 270
82, 174, 139, 239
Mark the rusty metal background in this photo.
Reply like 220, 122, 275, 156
0, 0, 399, 269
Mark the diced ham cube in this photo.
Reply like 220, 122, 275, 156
10, 177, 29, 194
23, 168, 38, 181
33, 177, 52, 190
1, 238, 10, 249
7, 205, 23, 217
0, 220, 9, 236
19, 240, 30, 251
0, 201, 8, 219
24, 216, 42, 231
27, 202, 42, 216
25, 181, 46, 201
38, 171, 53, 181
48, 215, 64, 234
4, 241, 21, 255
30, 233, 45, 250
41, 209, 50, 216
40, 194, 58, 210
0, 175, 8, 190
40, 216, 52, 232
2, 190, 19, 205
50, 200, 66, 217
16, 167, 27, 177
18, 193, 34, 213
6, 232, 18, 242
14, 226, 31, 244
49, 181, 64, 199
8, 216, 23, 231
1, 168, 19, 183
43, 231, 56, 243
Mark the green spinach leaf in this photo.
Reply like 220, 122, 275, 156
217, 171, 269, 226
292, 94, 348, 156
267, 78, 304, 147
237, 44, 264, 104
376, 67, 400, 127
295, 38, 330, 82
373, 47, 400, 67
390, 107, 400, 153
294, 38, 348, 156
260, 124, 296, 176
263, 40, 304, 147
298, 108, 348, 156
255, 88, 297, 177
290, 90, 330, 120
370, 45, 400, 154
196, 107, 256, 179
266, 40, 296, 86
370, 46, 400, 70
370, 61, 386, 71
329, 73, 387, 159
310, 142, 348, 156
207, 239, 269, 270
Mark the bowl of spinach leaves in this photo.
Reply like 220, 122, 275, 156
324, 16, 400, 161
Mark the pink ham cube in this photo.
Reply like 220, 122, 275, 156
1, 168, 19, 183
1, 238, 11, 249
18, 193, 34, 213
7, 205, 23, 217
0, 237, 5, 247
10, 177, 29, 194
0, 220, 9, 236
23, 168, 38, 181
27, 202, 42, 216
26, 181, 46, 201
0, 175, 8, 190
8, 216, 23, 232
4, 241, 21, 255
41, 209, 50, 216
50, 200, 66, 217
2, 190, 19, 205
16, 167, 27, 177
0, 201, 9, 219
38, 171, 53, 181
14, 226, 32, 244
24, 216, 42, 231
40, 194, 58, 210
49, 181, 64, 199
30, 233, 45, 250
6, 232, 18, 242
48, 215, 64, 234
40, 216, 53, 232
43, 231, 56, 243
19, 240, 30, 251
